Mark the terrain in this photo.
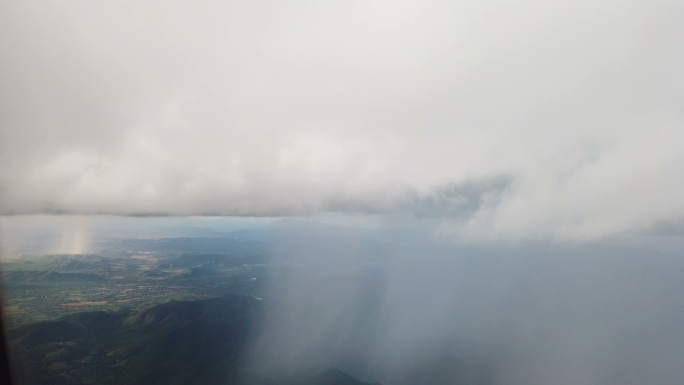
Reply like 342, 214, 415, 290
1, 238, 269, 327
9, 296, 259, 385
5, 224, 684, 385
7, 294, 483, 385
0, 233, 393, 385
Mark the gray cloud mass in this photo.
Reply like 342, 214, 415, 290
1, 0, 683, 240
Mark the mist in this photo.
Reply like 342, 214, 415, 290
247, 225, 684, 385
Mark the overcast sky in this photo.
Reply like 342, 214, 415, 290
1, 0, 683, 241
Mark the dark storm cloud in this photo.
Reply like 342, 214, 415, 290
411, 177, 513, 219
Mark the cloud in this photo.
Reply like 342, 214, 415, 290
1, 0, 683, 240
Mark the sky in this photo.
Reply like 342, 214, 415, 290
1, 0, 683, 241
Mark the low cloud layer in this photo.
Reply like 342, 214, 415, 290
1, 0, 683, 240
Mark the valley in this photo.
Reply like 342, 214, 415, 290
1, 239, 270, 327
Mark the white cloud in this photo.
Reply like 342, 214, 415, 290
1, 0, 682, 240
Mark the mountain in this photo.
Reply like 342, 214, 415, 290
3, 271, 105, 283
2, 254, 111, 272
103, 237, 267, 255
8, 296, 377, 385
295, 369, 379, 385
10, 296, 260, 385
395, 355, 494, 385
227, 221, 391, 263
167, 253, 270, 268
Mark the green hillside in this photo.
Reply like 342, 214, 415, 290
9, 296, 377, 385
